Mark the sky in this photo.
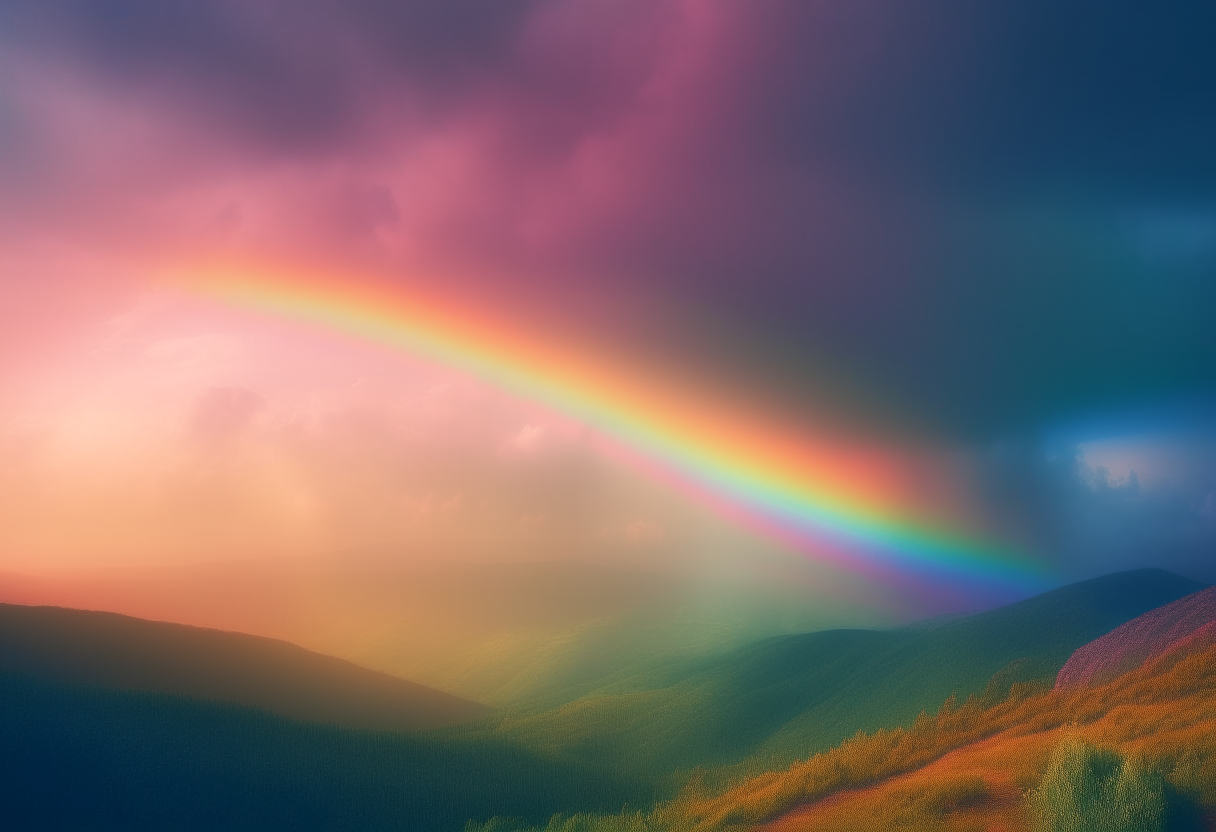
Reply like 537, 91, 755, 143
0, 1, 1213, 683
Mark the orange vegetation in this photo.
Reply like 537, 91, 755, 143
468, 632, 1214, 832
748, 635, 1216, 832
633, 633, 1216, 831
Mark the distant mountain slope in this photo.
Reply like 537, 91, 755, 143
1055, 584, 1216, 689
0, 604, 489, 730
490, 569, 1208, 775
0, 559, 854, 709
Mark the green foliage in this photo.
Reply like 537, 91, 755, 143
1027, 739, 1165, 832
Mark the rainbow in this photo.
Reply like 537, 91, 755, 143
179, 263, 1047, 593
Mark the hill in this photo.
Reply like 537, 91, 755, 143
0, 604, 488, 730
0, 559, 853, 708
470, 595, 1216, 832
0, 672, 652, 832
486, 569, 1208, 775
757, 623, 1216, 832
1055, 584, 1216, 689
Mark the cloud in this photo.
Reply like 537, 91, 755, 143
146, 334, 243, 369
189, 386, 263, 445
976, 432, 1216, 582
0, 0, 1213, 593
3, 0, 1212, 438
599, 519, 666, 549
0, 307, 711, 572
503, 424, 548, 454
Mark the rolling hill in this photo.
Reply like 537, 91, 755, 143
3, 569, 1210, 830
0, 672, 651, 832
470, 584, 1216, 832
0, 603, 488, 730
1055, 584, 1216, 689
486, 568, 1209, 775
0, 559, 852, 709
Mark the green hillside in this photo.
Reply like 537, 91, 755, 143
484, 569, 1208, 775
2, 569, 1206, 830
0, 671, 653, 832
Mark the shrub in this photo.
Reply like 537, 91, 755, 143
1027, 738, 1164, 832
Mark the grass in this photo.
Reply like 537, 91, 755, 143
1026, 738, 1164, 832
469, 624, 1216, 832
478, 570, 1207, 778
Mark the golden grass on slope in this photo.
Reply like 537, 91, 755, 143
761, 636, 1216, 832
678, 685, 1051, 830
832, 774, 991, 832
469, 633, 1216, 832
760, 730, 1044, 832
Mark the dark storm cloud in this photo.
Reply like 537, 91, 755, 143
0, 0, 674, 157
1, 0, 1213, 437
1, 0, 1212, 586
745, 0, 1216, 197
10, 0, 1212, 185
642, 0, 1216, 435
0, 0, 541, 151
978, 436, 1216, 583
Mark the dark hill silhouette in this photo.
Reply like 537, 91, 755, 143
0, 672, 649, 832
1055, 584, 1216, 688
490, 568, 1209, 774
1, 570, 1207, 830
0, 604, 488, 730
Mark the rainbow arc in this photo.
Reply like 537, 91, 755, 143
182, 263, 1045, 592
